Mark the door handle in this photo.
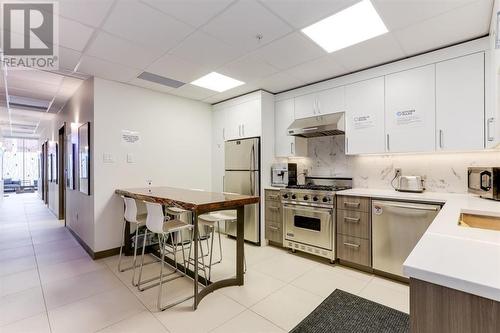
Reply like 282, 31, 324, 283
317, 99, 321, 114
242, 124, 245, 137
222, 128, 225, 141
375, 202, 440, 211
344, 217, 360, 223
439, 129, 444, 149
487, 117, 495, 142
343, 242, 360, 249
386, 134, 390, 151
346, 137, 348, 154
290, 142, 294, 154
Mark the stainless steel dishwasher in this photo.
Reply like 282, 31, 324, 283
372, 200, 441, 278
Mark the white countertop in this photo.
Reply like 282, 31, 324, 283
337, 188, 500, 302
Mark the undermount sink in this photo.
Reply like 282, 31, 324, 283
459, 212, 500, 232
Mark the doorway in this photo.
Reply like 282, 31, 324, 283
58, 124, 66, 222
43, 141, 48, 204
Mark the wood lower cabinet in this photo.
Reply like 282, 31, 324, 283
265, 189, 283, 246
410, 278, 500, 333
336, 195, 372, 268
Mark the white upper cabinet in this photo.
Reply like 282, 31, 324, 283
225, 98, 262, 140
294, 86, 345, 119
275, 99, 307, 157
436, 53, 485, 151
211, 107, 226, 192
385, 65, 436, 153
345, 77, 385, 155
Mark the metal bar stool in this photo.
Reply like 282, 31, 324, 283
197, 212, 247, 281
138, 201, 194, 311
119, 196, 152, 286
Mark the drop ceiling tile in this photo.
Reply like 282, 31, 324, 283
78, 55, 142, 83
284, 54, 348, 83
202, 0, 293, 51
169, 31, 244, 69
58, 0, 115, 27
102, 0, 194, 53
373, 0, 480, 32
85, 32, 163, 69
58, 17, 95, 51
256, 72, 304, 93
168, 84, 216, 100
146, 54, 209, 83
260, 0, 359, 29
252, 32, 325, 70
58, 46, 82, 71
128, 77, 176, 94
218, 54, 278, 83
393, 0, 492, 56
141, 0, 234, 28
333, 33, 406, 72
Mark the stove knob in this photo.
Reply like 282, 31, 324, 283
303, 195, 309, 200
283, 193, 288, 199
291, 194, 297, 200
322, 197, 328, 203
313, 196, 319, 201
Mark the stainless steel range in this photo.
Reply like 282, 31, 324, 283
281, 177, 352, 262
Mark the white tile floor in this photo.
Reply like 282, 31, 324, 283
0, 193, 409, 332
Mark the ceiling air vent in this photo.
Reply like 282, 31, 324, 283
137, 72, 185, 88
8, 95, 50, 112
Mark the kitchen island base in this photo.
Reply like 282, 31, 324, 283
410, 278, 500, 333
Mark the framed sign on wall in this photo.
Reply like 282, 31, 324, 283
78, 122, 90, 195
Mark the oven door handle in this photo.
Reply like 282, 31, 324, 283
283, 204, 332, 214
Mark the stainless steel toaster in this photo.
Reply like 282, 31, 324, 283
397, 176, 425, 193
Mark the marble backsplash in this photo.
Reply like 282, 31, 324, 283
286, 135, 500, 193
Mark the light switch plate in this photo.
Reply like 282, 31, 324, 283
103, 153, 114, 163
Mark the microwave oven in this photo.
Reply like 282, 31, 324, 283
467, 167, 500, 200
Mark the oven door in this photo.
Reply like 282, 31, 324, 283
283, 204, 333, 250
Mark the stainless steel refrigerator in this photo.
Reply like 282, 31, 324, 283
224, 138, 260, 244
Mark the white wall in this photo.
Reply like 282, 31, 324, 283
40, 78, 95, 248
289, 135, 500, 193
92, 78, 212, 252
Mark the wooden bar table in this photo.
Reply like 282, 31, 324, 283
115, 186, 259, 310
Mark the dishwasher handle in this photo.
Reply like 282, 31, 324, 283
373, 201, 440, 212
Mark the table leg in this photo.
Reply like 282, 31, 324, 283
193, 206, 246, 309
236, 206, 244, 285
192, 210, 199, 310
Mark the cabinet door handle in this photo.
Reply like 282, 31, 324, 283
269, 226, 279, 231
487, 117, 495, 142
346, 137, 349, 154
238, 125, 241, 137
343, 242, 360, 249
386, 134, 390, 151
290, 142, 294, 154
317, 99, 321, 114
242, 124, 245, 137
344, 217, 360, 223
268, 206, 280, 210
222, 128, 225, 141
344, 201, 360, 208
439, 129, 444, 149
268, 195, 279, 200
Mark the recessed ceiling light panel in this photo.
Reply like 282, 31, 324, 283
191, 72, 244, 92
301, 0, 388, 53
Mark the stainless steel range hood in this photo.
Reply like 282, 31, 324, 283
287, 112, 345, 138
